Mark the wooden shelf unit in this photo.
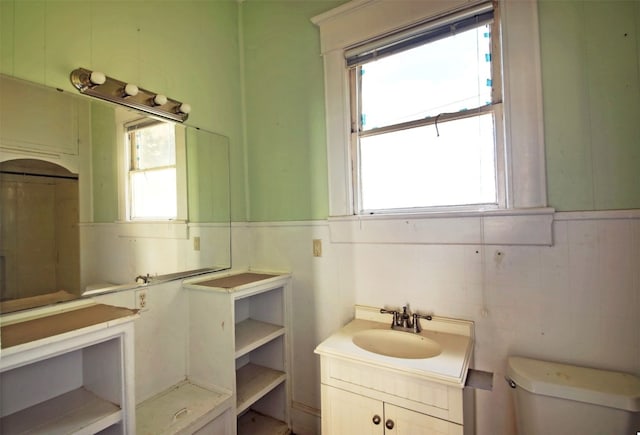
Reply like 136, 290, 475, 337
184, 271, 291, 435
0, 303, 137, 435
136, 381, 233, 435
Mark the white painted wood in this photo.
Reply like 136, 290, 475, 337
0, 313, 136, 435
386, 402, 463, 435
235, 363, 286, 415
185, 272, 292, 432
235, 319, 285, 359
328, 209, 554, 246
0, 387, 121, 435
0, 74, 82, 174
317, 312, 472, 432
321, 384, 384, 435
311, 0, 471, 54
237, 410, 289, 435
136, 381, 233, 435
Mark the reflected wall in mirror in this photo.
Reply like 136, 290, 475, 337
0, 74, 231, 312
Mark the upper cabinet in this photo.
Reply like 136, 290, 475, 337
0, 74, 89, 173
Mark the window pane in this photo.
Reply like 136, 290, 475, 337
360, 25, 492, 130
359, 114, 496, 211
132, 123, 176, 169
130, 168, 177, 219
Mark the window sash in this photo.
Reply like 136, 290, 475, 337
349, 3, 504, 214
345, 2, 494, 68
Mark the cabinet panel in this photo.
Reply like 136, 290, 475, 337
321, 385, 384, 435
0, 75, 80, 156
386, 403, 463, 435
0, 307, 137, 435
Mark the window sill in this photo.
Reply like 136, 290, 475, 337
114, 220, 189, 239
328, 207, 555, 246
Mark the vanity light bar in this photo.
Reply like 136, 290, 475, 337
70, 68, 190, 123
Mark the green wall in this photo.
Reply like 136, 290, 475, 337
0, 0, 247, 221
540, 0, 640, 210
241, 0, 640, 220
241, 1, 342, 221
3, 0, 639, 223
90, 102, 118, 222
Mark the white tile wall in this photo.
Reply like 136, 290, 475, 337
243, 213, 640, 435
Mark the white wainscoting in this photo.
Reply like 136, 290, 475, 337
243, 211, 640, 435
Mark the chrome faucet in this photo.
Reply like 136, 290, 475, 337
135, 273, 150, 284
380, 305, 433, 333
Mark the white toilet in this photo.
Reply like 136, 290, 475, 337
507, 356, 640, 435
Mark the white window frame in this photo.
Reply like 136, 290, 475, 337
312, 0, 554, 245
115, 109, 188, 224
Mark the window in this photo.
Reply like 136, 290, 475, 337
126, 120, 177, 220
313, 0, 548, 220
348, 4, 501, 214
350, 12, 500, 213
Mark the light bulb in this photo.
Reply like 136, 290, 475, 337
89, 71, 106, 85
124, 83, 139, 97
178, 103, 191, 114
153, 94, 168, 106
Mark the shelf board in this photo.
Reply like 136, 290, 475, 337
235, 319, 284, 359
237, 410, 289, 435
1, 303, 137, 349
0, 387, 121, 435
236, 363, 286, 415
137, 381, 232, 435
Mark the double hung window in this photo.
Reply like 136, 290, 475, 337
126, 120, 177, 220
348, 3, 503, 214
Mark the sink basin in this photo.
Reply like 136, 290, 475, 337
352, 329, 442, 359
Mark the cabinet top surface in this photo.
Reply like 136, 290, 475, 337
1, 303, 138, 350
315, 316, 474, 387
184, 271, 290, 293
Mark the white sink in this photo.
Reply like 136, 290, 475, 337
352, 329, 442, 359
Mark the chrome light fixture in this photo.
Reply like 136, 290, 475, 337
70, 67, 190, 122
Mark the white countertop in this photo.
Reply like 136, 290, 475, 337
315, 307, 474, 386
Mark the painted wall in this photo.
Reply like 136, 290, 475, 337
0, 0, 247, 221
242, 0, 339, 221
541, 0, 640, 211
242, 1, 640, 219
239, 1, 640, 435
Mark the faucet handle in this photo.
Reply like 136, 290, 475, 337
380, 308, 401, 328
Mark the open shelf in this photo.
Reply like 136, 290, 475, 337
237, 410, 289, 435
0, 387, 121, 435
236, 363, 286, 415
235, 319, 284, 359
136, 381, 232, 435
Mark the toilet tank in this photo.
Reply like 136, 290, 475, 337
507, 356, 640, 435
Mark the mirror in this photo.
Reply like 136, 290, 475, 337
0, 74, 231, 313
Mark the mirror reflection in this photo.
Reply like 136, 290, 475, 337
0, 74, 231, 313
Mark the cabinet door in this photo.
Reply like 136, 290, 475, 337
384, 403, 463, 435
321, 385, 384, 435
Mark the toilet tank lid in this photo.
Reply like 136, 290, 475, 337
507, 356, 640, 412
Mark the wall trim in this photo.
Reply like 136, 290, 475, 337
554, 209, 640, 221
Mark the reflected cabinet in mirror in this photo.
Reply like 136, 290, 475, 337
0, 74, 231, 313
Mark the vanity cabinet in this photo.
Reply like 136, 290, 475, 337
184, 272, 291, 435
316, 306, 474, 435
0, 301, 138, 434
322, 385, 462, 435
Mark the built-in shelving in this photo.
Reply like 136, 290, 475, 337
136, 381, 233, 434
0, 387, 121, 435
0, 302, 137, 435
184, 271, 292, 434
236, 363, 287, 415
235, 319, 284, 358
